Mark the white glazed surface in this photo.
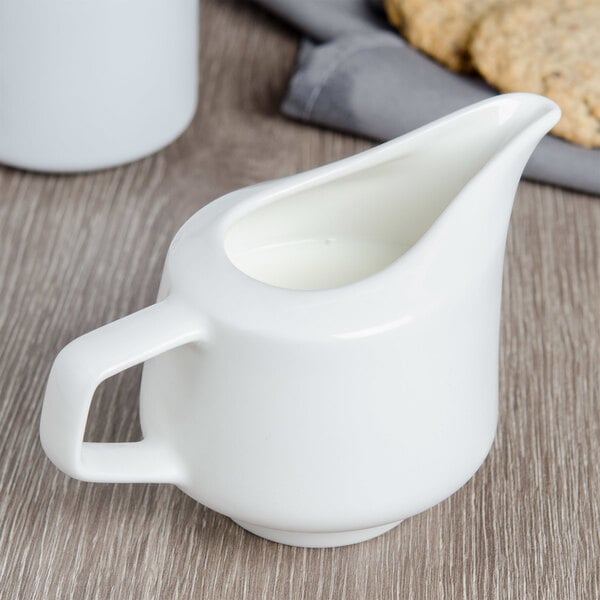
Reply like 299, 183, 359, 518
0, 0, 199, 172
40, 94, 560, 547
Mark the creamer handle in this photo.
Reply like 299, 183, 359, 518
40, 298, 206, 484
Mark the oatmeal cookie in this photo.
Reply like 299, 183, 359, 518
384, 0, 512, 71
470, 0, 600, 147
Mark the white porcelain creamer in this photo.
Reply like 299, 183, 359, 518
41, 94, 560, 547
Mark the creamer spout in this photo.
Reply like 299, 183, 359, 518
437, 93, 561, 241
390, 94, 560, 274
471, 93, 561, 187
375, 94, 561, 302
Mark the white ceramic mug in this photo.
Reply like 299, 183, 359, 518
41, 95, 560, 547
0, 0, 199, 172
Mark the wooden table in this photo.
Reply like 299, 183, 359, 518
1, 1, 598, 597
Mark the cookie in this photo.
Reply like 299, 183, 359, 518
470, 0, 600, 147
384, 0, 512, 72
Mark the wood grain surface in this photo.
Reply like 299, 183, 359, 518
0, 1, 599, 598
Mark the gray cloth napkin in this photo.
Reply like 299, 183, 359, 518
253, 0, 599, 195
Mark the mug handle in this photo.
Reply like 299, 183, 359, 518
40, 297, 206, 484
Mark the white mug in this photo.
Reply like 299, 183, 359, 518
41, 95, 560, 547
0, 0, 199, 172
